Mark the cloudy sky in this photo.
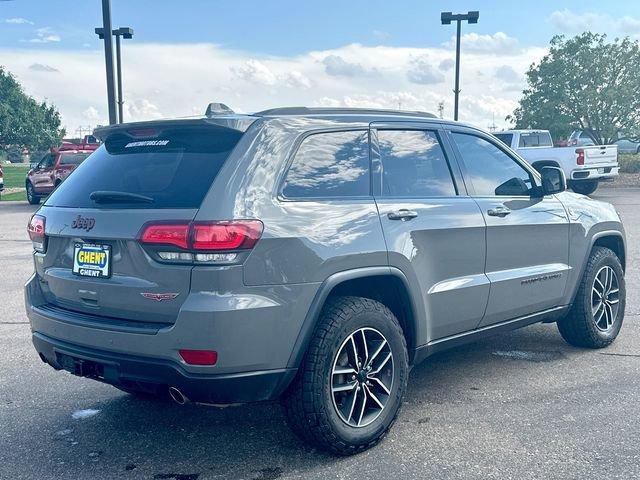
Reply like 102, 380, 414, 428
1, 0, 639, 136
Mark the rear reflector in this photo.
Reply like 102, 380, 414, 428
576, 148, 585, 165
179, 349, 218, 365
27, 214, 46, 253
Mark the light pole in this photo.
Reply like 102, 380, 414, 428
96, 27, 134, 124
99, 0, 117, 125
441, 11, 479, 121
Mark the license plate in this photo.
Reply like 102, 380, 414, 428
73, 243, 111, 278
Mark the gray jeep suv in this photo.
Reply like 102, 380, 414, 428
26, 106, 626, 455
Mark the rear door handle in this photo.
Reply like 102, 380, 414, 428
387, 209, 418, 220
487, 206, 511, 217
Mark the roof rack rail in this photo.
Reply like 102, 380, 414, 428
254, 106, 437, 118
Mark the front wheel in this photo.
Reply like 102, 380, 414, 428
26, 182, 40, 205
557, 247, 625, 348
571, 180, 599, 195
282, 296, 409, 455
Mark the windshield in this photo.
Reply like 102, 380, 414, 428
45, 127, 243, 209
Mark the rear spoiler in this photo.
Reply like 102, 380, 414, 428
94, 116, 258, 142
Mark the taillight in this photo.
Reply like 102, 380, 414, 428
576, 148, 585, 165
179, 349, 218, 365
139, 220, 263, 264
28, 214, 46, 253
191, 221, 263, 250
140, 223, 190, 249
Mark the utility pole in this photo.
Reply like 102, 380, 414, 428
100, 0, 117, 124
437, 101, 445, 119
441, 11, 479, 121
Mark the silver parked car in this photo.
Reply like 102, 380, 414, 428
26, 106, 626, 454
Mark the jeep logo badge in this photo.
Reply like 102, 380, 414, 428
71, 215, 95, 232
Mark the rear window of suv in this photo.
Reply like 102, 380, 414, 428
45, 127, 243, 209
59, 153, 91, 165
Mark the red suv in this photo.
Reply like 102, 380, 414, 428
26, 142, 99, 204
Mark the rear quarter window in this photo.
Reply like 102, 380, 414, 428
45, 127, 243, 209
281, 130, 370, 198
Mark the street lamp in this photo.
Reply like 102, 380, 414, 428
441, 10, 479, 121
95, 26, 134, 124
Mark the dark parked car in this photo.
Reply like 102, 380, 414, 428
26, 105, 626, 454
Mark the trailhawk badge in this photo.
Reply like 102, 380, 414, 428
141, 292, 180, 302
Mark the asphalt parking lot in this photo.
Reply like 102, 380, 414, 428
1, 187, 639, 480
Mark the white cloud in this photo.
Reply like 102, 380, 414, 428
322, 55, 378, 77
231, 59, 312, 89
29, 63, 59, 73
439, 58, 455, 71
548, 9, 640, 36
82, 106, 100, 121
406, 56, 444, 85
445, 32, 520, 55
5, 17, 34, 25
26, 27, 60, 43
232, 59, 278, 85
0, 41, 547, 135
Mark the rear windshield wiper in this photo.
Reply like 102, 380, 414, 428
89, 191, 155, 204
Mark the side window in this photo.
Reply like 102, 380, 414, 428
40, 154, 56, 168
282, 130, 370, 198
452, 132, 534, 196
378, 130, 456, 197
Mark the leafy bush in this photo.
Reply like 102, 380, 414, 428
619, 154, 640, 173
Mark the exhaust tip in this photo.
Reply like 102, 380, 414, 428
168, 386, 188, 405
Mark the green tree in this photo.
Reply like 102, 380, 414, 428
508, 33, 640, 144
0, 66, 65, 151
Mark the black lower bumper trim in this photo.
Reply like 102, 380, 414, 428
32, 332, 296, 404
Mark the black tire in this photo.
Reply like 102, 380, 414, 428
282, 296, 409, 455
571, 180, 598, 195
557, 247, 625, 348
26, 182, 40, 205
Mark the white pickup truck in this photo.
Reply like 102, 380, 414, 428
494, 129, 618, 195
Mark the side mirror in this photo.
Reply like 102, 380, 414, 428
538, 167, 566, 195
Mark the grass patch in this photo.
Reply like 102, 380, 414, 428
2, 164, 30, 188
0, 190, 26, 201
619, 153, 640, 174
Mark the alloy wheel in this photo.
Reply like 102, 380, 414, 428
330, 327, 394, 428
592, 265, 620, 332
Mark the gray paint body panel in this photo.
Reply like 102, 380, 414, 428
25, 110, 627, 401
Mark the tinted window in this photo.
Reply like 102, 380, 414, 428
46, 127, 243, 209
59, 153, 90, 165
282, 130, 369, 198
378, 130, 456, 197
494, 133, 513, 147
40, 154, 55, 168
518, 132, 552, 148
452, 132, 533, 196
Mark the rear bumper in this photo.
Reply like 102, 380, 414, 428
25, 268, 320, 402
571, 166, 619, 180
32, 332, 296, 403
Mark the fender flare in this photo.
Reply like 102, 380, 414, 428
569, 229, 626, 306
285, 266, 423, 369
